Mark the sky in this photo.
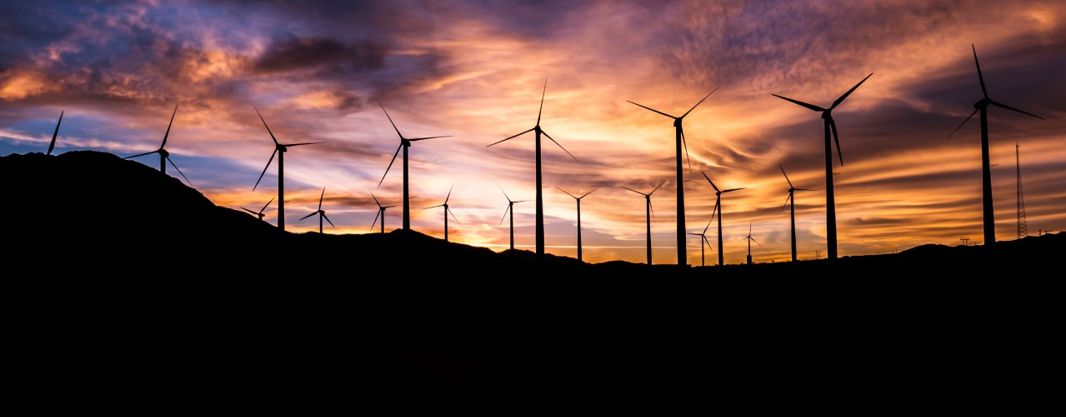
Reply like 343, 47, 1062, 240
2, 0, 1064, 264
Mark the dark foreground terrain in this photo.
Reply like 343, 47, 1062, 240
3, 151, 1061, 404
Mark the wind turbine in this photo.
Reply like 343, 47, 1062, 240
743, 223, 758, 265
627, 88, 718, 267
772, 73, 873, 260
487, 80, 578, 264
241, 197, 275, 222
370, 193, 396, 234
47, 111, 63, 155
687, 213, 714, 267
376, 102, 451, 232
425, 185, 459, 242
556, 186, 598, 263
251, 106, 324, 233
949, 45, 1044, 246
779, 164, 812, 262
298, 188, 334, 234
625, 181, 665, 266
125, 104, 192, 185
701, 172, 744, 266
500, 188, 527, 251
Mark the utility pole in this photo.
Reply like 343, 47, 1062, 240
1016, 143, 1028, 240
960, 237, 970, 246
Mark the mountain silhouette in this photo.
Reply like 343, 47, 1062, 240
2, 151, 1061, 403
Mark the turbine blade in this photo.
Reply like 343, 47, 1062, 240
371, 192, 382, 208
252, 148, 278, 191
771, 94, 825, 112
260, 197, 275, 212
318, 187, 325, 210
650, 181, 666, 195
680, 87, 718, 118
711, 198, 719, 224
831, 73, 873, 110
542, 130, 578, 161
972, 44, 988, 99
991, 101, 1045, 120
537, 78, 547, 125
579, 187, 599, 199
703, 235, 712, 250
702, 214, 713, 234
487, 128, 534, 147
749, 223, 752, 235
166, 155, 193, 186
649, 199, 655, 220
830, 118, 844, 167
782, 192, 792, 212
948, 108, 979, 138
444, 184, 454, 204
124, 150, 158, 159
323, 213, 335, 227
681, 127, 692, 173
377, 144, 403, 187
514, 200, 527, 204
424, 204, 444, 209
161, 103, 178, 148
722, 187, 745, 193
370, 210, 381, 230
299, 212, 316, 221
448, 207, 460, 223
285, 141, 324, 147
701, 171, 719, 192
254, 105, 279, 145
500, 204, 511, 225
408, 135, 452, 142
626, 100, 676, 119
555, 186, 577, 199
623, 187, 644, 196
500, 187, 512, 202
48, 111, 64, 155
378, 100, 404, 139
779, 164, 794, 188
241, 207, 258, 215
794, 188, 814, 191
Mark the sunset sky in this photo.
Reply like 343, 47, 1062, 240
2, 0, 1064, 264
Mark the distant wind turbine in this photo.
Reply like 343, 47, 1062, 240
556, 186, 598, 263
500, 188, 527, 251
702, 172, 744, 266
773, 73, 873, 260
627, 88, 718, 267
743, 223, 758, 265
487, 80, 578, 264
425, 185, 460, 242
370, 193, 396, 234
687, 212, 715, 267
625, 181, 666, 266
299, 188, 334, 234
125, 104, 192, 185
241, 197, 275, 222
47, 111, 63, 155
949, 45, 1044, 246
779, 164, 812, 262
376, 102, 451, 232
251, 106, 324, 233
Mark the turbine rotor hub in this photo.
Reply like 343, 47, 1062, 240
975, 98, 991, 109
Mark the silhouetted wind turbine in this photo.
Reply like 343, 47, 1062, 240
949, 44, 1044, 246
47, 111, 63, 155
743, 223, 758, 265
701, 172, 744, 266
556, 186, 598, 263
625, 181, 665, 266
627, 88, 718, 267
487, 80, 578, 264
425, 185, 459, 242
500, 188, 526, 251
251, 106, 324, 233
779, 164, 812, 262
125, 104, 192, 185
241, 197, 275, 222
376, 102, 451, 232
687, 213, 714, 267
299, 187, 334, 234
773, 73, 872, 260
370, 193, 396, 234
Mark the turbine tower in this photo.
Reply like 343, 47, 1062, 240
425, 185, 459, 242
556, 186, 598, 263
370, 193, 396, 234
687, 213, 714, 267
299, 187, 334, 234
701, 172, 744, 266
1016, 143, 1027, 240
773, 73, 873, 260
627, 88, 718, 267
125, 104, 192, 185
377, 102, 451, 232
779, 164, 812, 262
487, 80, 578, 265
743, 223, 757, 265
948, 45, 1042, 245
252, 106, 324, 233
241, 197, 275, 222
625, 181, 665, 266
500, 188, 527, 251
